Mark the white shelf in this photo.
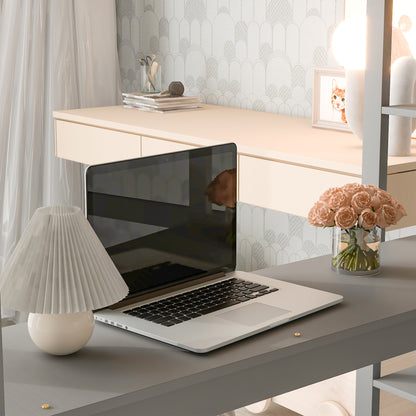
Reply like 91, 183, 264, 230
382, 105, 416, 118
373, 365, 416, 404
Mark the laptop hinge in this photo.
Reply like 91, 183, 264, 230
108, 271, 227, 310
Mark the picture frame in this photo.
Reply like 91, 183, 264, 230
312, 67, 351, 132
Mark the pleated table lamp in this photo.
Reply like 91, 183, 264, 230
0, 206, 129, 355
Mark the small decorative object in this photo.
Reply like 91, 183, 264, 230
387, 56, 416, 156
316, 401, 349, 416
139, 54, 161, 94
0, 206, 128, 355
308, 183, 407, 275
168, 81, 184, 97
244, 399, 272, 414
312, 67, 351, 132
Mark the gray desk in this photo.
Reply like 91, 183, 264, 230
3, 236, 416, 416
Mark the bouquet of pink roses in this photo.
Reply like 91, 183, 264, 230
308, 183, 406, 274
308, 183, 406, 230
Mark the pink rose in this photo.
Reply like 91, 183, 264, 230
358, 208, 378, 230
308, 201, 335, 227
315, 201, 335, 227
376, 189, 392, 206
319, 187, 339, 204
362, 184, 378, 196
205, 169, 236, 208
391, 199, 407, 223
328, 189, 351, 211
351, 191, 372, 214
371, 195, 381, 211
376, 204, 397, 228
308, 202, 322, 226
335, 206, 357, 229
342, 183, 364, 197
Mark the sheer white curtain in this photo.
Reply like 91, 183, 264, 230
0, 0, 121, 320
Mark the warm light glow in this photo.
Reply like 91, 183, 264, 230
393, 1, 416, 58
332, 16, 367, 70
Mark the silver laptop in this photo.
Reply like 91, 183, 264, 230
87, 143, 342, 353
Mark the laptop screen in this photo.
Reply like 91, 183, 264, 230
86, 143, 236, 299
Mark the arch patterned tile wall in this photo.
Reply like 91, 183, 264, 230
115, 0, 341, 271
116, 0, 344, 118
115, 0, 416, 272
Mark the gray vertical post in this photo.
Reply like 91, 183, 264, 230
361, 0, 393, 189
0, 301, 5, 416
355, 364, 381, 416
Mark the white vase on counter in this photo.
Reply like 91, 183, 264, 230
345, 57, 416, 156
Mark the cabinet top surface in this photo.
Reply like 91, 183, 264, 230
53, 105, 416, 175
4, 236, 416, 416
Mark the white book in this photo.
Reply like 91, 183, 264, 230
123, 105, 203, 114
123, 98, 201, 110
122, 92, 201, 105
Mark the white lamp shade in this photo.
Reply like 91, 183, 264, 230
332, 16, 367, 70
0, 206, 128, 314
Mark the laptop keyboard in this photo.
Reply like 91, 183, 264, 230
123, 277, 278, 327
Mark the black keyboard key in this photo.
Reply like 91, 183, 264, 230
243, 283, 263, 290
161, 321, 175, 327
169, 318, 183, 324
137, 313, 154, 320
152, 317, 169, 324
199, 300, 240, 315
148, 315, 164, 322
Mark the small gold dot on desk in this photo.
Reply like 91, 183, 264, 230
294, 332, 301, 337
41, 404, 50, 409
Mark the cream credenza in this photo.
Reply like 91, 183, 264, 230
53, 104, 416, 229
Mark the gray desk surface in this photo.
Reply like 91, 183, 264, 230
3, 236, 416, 416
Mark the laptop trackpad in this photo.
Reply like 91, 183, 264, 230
217, 302, 290, 326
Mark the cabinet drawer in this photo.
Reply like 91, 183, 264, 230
55, 120, 141, 165
141, 136, 198, 156
238, 155, 358, 217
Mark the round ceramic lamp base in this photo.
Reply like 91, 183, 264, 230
28, 311, 94, 355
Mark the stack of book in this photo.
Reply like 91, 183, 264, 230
122, 92, 202, 113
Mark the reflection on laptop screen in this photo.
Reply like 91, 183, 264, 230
86, 143, 237, 299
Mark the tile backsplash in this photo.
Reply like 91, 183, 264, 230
116, 0, 344, 118
236, 202, 332, 271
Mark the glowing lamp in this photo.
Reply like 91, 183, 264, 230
332, 16, 367, 70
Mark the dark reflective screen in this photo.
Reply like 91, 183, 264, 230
86, 143, 236, 298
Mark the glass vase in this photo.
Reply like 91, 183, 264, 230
140, 61, 161, 94
332, 226, 381, 275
